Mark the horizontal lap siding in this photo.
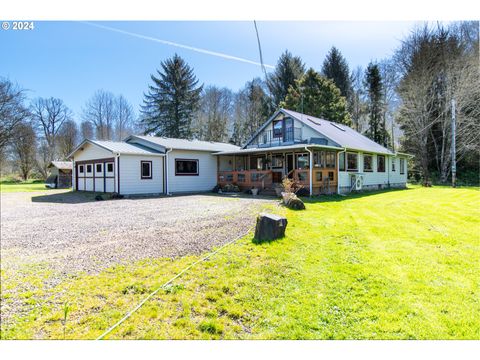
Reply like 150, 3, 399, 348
338, 154, 408, 190
74, 143, 112, 161
119, 155, 164, 195
168, 150, 217, 193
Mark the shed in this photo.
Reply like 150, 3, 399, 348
46, 161, 73, 188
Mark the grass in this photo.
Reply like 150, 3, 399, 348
1, 185, 479, 339
0, 179, 49, 193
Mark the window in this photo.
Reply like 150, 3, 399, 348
392, 158, 396, 172
347, 152, 358, 171
175, 159, 198, 176
237, 173, 245, 183
141, 161, 152, 179
363, 154, 373, 172
328, 171, 334, 181
107, 163, 114, 173
79, 165, 84, 173
271, 154, 283, 168
325, 152, 336, 168
296, 153, 309, 170
86, 164, 92, 174
316, 172, 322, 181
250, 155, 265, 171
314, 151, 323, 168
339, 152, 346, 171
377, 155, 385, 172
272, 120, 283, 138
96, 163, 102, 173
400, 158, 405, 174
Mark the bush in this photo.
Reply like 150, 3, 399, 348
222, 184, 240, 192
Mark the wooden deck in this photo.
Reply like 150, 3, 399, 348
218, 168, 337, 195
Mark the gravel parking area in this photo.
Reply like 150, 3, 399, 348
1, 190, 277, 275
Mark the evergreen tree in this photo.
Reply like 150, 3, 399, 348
281, 68, 351, 125
321, 46, 352, 98
141, 54, 203, 138
267, 50, 305, 108
364, 62, 389, 146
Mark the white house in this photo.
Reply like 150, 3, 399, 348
69, 108, 410, 196
215, 108, 410, 195
68, 136, 239, 195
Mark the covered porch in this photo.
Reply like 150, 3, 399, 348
215, 145, 342, 195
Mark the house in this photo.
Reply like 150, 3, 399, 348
215, 108, 410, 195
68, 108, 409, 196
68, 136, 239, 195
45, 161, 73, 189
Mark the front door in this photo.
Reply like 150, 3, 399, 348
286, 153, 294, 178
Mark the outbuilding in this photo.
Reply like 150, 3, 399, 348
45, 161, 73, 189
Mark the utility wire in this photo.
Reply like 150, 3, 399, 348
96, 226, 254, 340
254, 20, 269, 83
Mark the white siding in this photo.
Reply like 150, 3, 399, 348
119, 155, 164, 195
167, 150, 217, 193
338, 152, 408, 193
74, 142, 112, 161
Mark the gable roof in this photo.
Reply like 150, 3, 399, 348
243, 108, 394, 155
128, 135, 240, 152
48, 161, 72, 170
282, 109, 394, 155
68, 139, 163, 159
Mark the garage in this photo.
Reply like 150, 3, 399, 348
76, 158, 116, 193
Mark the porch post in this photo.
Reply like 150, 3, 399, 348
309, 151, 313, 196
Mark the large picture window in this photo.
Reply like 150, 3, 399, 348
175, 159, 199, 176
347, 152, 358, 171
377, 155, 385, 172
363, 154, 373, 172
141, 161, 152, 179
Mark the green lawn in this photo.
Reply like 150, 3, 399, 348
0, 180, 49, 193
2, 186, 479, 339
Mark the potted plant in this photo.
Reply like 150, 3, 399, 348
251, 187, 259, 196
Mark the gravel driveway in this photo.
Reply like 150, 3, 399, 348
1, 190, 277, 275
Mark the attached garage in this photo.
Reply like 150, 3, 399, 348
68, 137, 239, 196
69, 140, 165, 195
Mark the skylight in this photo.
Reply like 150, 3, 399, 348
330, 122, 346, 131
307, 117, 321, 126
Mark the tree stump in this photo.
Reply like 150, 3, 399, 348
254, 213, 288, 242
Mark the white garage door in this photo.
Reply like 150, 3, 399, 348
76, 159, 115, 193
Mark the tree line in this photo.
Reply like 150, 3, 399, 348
1, 21, 478, 183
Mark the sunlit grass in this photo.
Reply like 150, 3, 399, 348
2, 186, 479, 339
0, 179, 50, 193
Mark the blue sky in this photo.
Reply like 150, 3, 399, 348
1, 21, 420, 120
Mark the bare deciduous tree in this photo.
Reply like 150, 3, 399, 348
193, 86, 233, 142
80, 120, 94, 140
11, 122, 37, 180
115, 95, 135, 141
82, 90, 116, 140
0, 79, 30, 150
57, 120, 79, 159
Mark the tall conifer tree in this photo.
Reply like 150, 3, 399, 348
141, 54, 203, 138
